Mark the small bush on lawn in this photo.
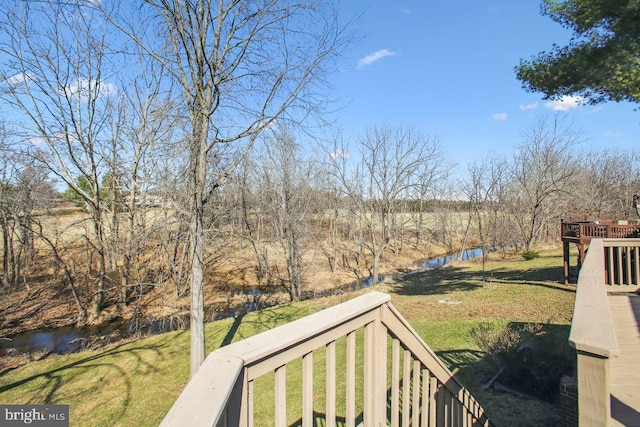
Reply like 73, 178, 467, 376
472, 322, 575, 402
521, 249, 540, 260
470, 322, 523, 370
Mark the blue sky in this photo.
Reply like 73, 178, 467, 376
330, 1, 639, 170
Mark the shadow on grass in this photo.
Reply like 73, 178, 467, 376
0, 330, 188, 425
288, 411, 362, 427
391, 261, 574, 297
436, 348, 484, 374
216, 304, 310, 348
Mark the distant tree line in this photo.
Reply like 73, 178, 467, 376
0, 0, 638, 377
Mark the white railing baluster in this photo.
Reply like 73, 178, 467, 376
246, 379, 254, 427
391, 339, 401, 427
412, 359, 421, 425
160, 291, 493, 427
402, 349, 411, 427
374, 318, 388, 425
302, 352, 313, 427
346, 330, 356, 427
275, 365, 286, 427
420, 369, 429, 427
364, 322, 373, 427
326, 341, 336, 427
429, 373, 437, 426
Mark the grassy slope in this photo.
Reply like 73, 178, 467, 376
0, 249, 576, 427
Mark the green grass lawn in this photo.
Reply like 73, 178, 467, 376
0, 248, 576, 427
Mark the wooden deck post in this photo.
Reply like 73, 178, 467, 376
576, 351, 611, 427
563, 241, 570, 284
577, 243, 585, 270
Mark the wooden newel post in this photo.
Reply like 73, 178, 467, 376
576, 351, 611, 426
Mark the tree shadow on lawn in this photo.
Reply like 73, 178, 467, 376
216, 304, 311, 348
391, 263, 574, 297
0, 330, 189, 425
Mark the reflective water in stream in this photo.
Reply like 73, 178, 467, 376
0, 247, 484, 357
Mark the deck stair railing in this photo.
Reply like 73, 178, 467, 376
569, 238, 640, 425
161, 291, 491, 427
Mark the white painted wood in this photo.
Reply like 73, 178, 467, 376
302, 352, 313, 427
246, 310, 377, 380
364, 322, 373, 427
245, 379, 253, 427
391, 339, 400, 427
326, 341, 336, 427
159, 353, 243, 427
217, 292, 390, 366
429, 377, 437, 427
412, 360, 421, 426
161, 291, 494, 427
570, 239, 619, 357
420, 369, 429, 427
576, 351, 610, 426
402, 349, 411, 427
374, 317, 388, 425
382, 304, 465, 394
275, 365, 287, 427
346, 330, 356, 427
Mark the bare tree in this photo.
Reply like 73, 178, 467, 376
460, 156, 507, 278
329, 126, 445, 285
0, 1, 120, 316
99, 0, 347, 375
506, 116, 582, 249
577, 149, 640, 220
258, 129, 319, 300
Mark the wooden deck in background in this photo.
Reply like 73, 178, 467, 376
609, 294, 640, 427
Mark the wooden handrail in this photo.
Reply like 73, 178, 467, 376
569, 238, 628, 426
161, 291, 491, 426
569, 239, 619, 357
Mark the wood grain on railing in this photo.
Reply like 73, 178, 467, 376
570, 238, 620, 426
161, 291, 491, 427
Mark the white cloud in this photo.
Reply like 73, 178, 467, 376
544, 95, 584, 111
61, 78, 117, 100
400, 8, 410, 14
4, 72, 36, 86
519, 102, 538, 110
357, 49, 398, 69
327, 149, 350, 161
604, 131, 621, 138
492, 112, 508, 122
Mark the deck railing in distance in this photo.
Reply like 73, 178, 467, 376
561, 220, 640, 243
570, 239, 622, 426
161, 291, 491, 427
602, 239, 640, 290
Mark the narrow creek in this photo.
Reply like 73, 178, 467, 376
0, 247, 485, 358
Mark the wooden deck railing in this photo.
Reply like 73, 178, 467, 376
561, 220, 640, 243
161, 291, 491, 427
568, 238, 640, 426
561, 220, 640, 284
602, 239, 640, 288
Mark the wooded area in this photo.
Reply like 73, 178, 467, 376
1, 1, 639, 376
